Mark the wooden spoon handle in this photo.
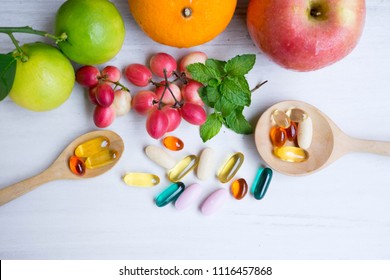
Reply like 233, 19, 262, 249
0, 170, 56, 206
349, 138, 390, 156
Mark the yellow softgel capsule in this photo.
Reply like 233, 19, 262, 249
168, 155, 199, 182
85, 149, 118, 169
123, 173, 160, 187
75, 136, 110, 157
217, 152, 244, 183
273, 146, 308, 163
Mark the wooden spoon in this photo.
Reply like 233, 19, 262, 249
255, 100, 390, 176
0, 130, 124, 206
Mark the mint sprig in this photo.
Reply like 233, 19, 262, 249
187, 54, 263, 142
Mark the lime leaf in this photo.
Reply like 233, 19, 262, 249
205, 59, 226, 76
186, 63, 219, 84
0, 53, 17, 101
225, 109, 253, 134
200, 113, 223, 142
225, 54, 256, 76
220, 77, 251, 106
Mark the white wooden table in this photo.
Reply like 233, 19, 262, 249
1, 0, 389, 260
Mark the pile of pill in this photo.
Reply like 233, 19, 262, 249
68, 136, 119, 176
270, 108, 312, 163
122, 135, 273, 215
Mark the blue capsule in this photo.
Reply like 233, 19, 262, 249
155, 182, 185, 207
252, 167, 273, 200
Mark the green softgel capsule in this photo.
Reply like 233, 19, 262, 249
155, 182, 185, 207
252, 167, 273, 200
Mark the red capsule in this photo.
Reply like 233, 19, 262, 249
286, 121, 298, 141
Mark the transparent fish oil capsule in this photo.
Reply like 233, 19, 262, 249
271, 109, 290, 128
274, 146, 308, 163
286, 108, 308, 123
217, 152, 244, 183
168, 155, 199, 182
74, 136, 110, 157
85, 149, 118, 169
123, 173, 160, 187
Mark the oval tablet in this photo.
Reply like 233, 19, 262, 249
145, 145, 176, 169
200, 188, 229, 216
297, 117, 313, 149
175, 183, 203, 210
196, 147, 215, 180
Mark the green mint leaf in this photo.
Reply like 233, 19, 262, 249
220, 77, 251, 107
225, 54, 256, 77
225, 109, 253, 134
200, 113, 223, 142
199, 85, 221, 108
0, 53, 17, 102
215, 96, 237, 117
186, 63, 219, 84
205, 59, 226, 76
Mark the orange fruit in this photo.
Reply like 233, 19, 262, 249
128, 0, 237, 48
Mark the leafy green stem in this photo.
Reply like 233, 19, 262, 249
0, 26, 66, 44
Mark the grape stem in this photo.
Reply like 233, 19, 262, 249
156, 69, 183, 109
100, 77, 130, 92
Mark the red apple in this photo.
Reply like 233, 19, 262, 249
246, 0, 366, 71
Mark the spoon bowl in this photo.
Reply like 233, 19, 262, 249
255, 100, 390, 176
0, 130, 124, 205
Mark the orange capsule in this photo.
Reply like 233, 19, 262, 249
162, 136, 184, 151
270, 126, 287, 147
69, 155, 86, 176
286, 121, 298, 141
231, 178, 248, 200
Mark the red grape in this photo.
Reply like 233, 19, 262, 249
150, 53, 177, 78
93, 106, 116, 128
132, 90, 158, 115
101, 65, 121, 83
76, 65, 100, 88
124, 63, 153, 87
180, 102, 207, 125
181, 80, 204, 106
95, 83, 115, 107
155, 82, 182, 105
162, 106, 181, 132
146, 108, 169, 139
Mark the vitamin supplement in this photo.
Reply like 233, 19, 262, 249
68, 155, 86, 176
145, 145, 176, 169
123, 172, 160, 187
155, 182, 185, 207
200, 188, 229, 216
297, 117, 313, 149
162, 136, 184, 151
230, 178, 248, 200
74, 136, 109, 157
269, 126, 287, 147
196, 147, 215, 180
286, 121, 298, 141
271, 109, 290, 128
168, 155, 199, 182
286, 108, 308, 123
85, 149, 118, 169
252, 168, 273, 200
174, 183, 203, 210
274, 146, 308, 162
217, 152, 244, 183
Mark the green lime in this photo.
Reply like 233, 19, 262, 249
55, 0, 125, 65
9, 42, 75, 112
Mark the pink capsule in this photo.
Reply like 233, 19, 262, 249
200, 188, 229, 216
175, 183, 203, 211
